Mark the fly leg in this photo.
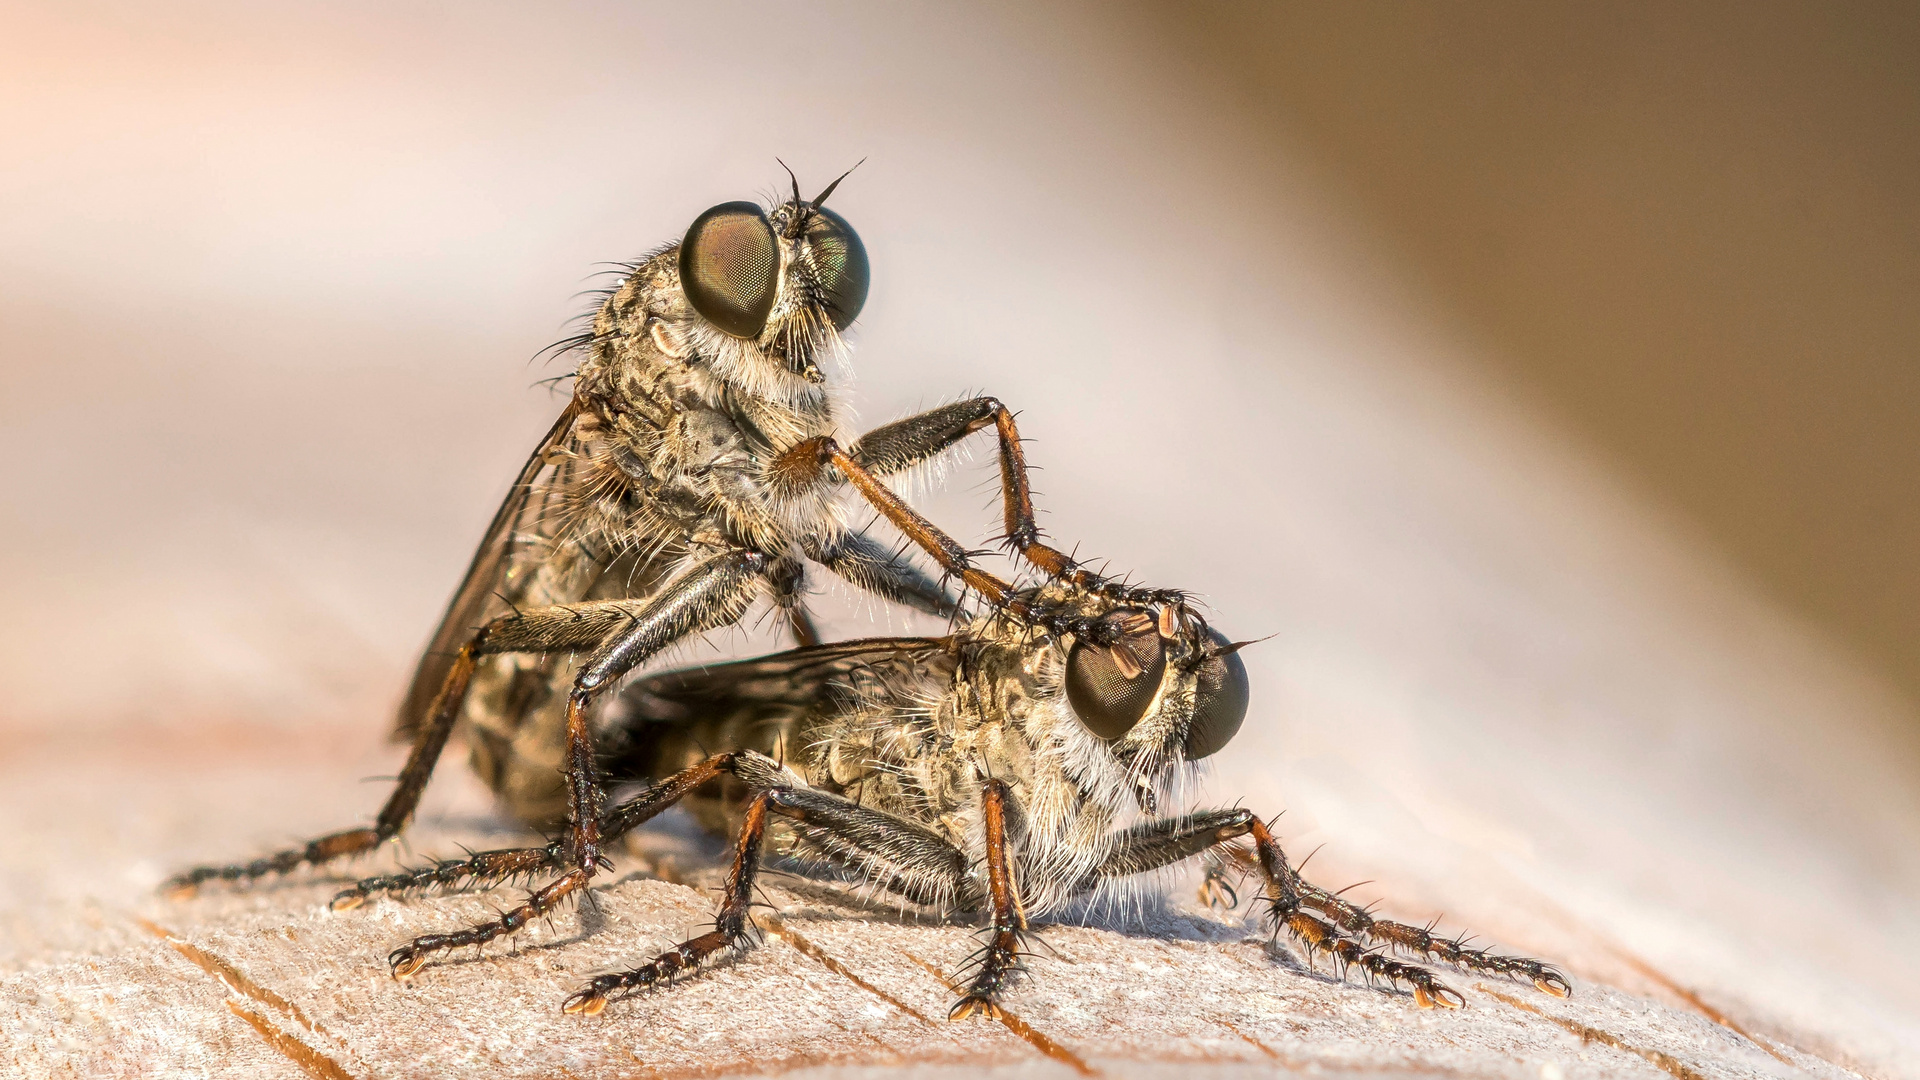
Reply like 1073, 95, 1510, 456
848, 398, 1181, 608
788, 424, 1164, 647
1290, 877, 1572, 997
949, 778, 1025, 1021
331, 750, 762, 910
386, 550, 768, 980
562, 752, 976, 1015
329, 844, 564, 910
167, 630, 487, 895
562, 789, 773, 1015
766, 553, 823, 647
1081, 809, 1567, 1009
807, 528, 961, 620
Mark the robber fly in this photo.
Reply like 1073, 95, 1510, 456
169, 168, 1108, 972
328, 542, 1570, 1019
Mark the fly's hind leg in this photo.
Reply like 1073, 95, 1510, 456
328, 843, 566, 911
385, 551, 769, 981
330, 745, 764, 910
166, 635, 487, 896
562, 751, 975, 1015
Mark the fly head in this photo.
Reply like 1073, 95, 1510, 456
1063, 603, 1251, 798
675, 166, 869, 387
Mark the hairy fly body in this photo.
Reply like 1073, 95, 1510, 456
331, 543, 1570, 1019
168, 171, 1114, 974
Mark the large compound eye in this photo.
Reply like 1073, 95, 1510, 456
1184, 628, 1250, 759
680, 201, 779, 338
804, 206, 869, 331
1065, 610, 1167, 740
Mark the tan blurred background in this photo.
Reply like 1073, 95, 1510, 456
3, 1, 1918, 1074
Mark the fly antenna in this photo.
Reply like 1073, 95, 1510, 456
777, 158, 803, 206
810, 158, 865, 209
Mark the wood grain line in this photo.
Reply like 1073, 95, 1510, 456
900, 950, 1097, 1076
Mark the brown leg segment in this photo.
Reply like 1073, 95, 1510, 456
329, 844, 560, 911
334, 754, 746, 911
165, 641, 482, 896
376, 688, 618, 978
844, 398, 1075, 579
777, 436, 1174, 647
1243, 816, 1467, 1008
846, 398, 1181, 608
390, 868, 593, 979
951, 778, 1025, 1021
1294, 879, 1571, 997
380, 555, 768, 981
562, 790, 773, 1015
1091, 809, 1532, 1008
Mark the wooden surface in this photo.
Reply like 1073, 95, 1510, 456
1, 714, 1909, 1079
3, 8, 1918, 1077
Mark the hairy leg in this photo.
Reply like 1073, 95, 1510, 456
1292, 878, 1571, 997
334, 750, 975, 912
1085, 809, 1569, 1006
807, 528, 959, 620
167, 633, 484, 894
561, 791, 772, 1015
386, 552, 768, 980
560, 752, 976, 1014
848, 398, 1184, 610
949, 778, 1025, 1021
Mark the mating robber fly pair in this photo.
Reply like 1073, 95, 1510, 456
169, 167, 1569, 1019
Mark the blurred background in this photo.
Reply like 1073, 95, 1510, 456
2, 0, 1917, 1068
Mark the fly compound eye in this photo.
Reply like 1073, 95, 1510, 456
1183, 628, 1250, 760
680, 201, 780, 338
804, 206, 869, 331
1065, 610, 1167, 740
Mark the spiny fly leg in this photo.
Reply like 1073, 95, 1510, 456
950, 778, 1026, 1021
329, 842, 567, 912
1197, 849, 1241, 912
388, 556, 770, 982
1296, 881, 1571, 997
390, 868, 591, 980
1281, 910, 1465, 1009
166, 642, 483, 897
165, 827, 385, 898
562, 755, 974, 1016
563, 791, 773, 1015
1242, 816, 1463, 1007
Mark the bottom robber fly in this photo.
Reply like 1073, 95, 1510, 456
332, 574, 1571, 1018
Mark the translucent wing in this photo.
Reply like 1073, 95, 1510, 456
617, 637, 958, 728
600, 637, 959, 783
393, 398, 585, 739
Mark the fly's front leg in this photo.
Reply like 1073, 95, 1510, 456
1290, 877, 1572, 997
848, 398, 1181, 610
1089, 810, 1486, 1009
387, 551, 768, 981
848, 398, 1081, 581
950, 778, 1025, 1021
774, 435, 1017, 609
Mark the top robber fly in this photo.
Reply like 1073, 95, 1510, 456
169, 169, 1132, 924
